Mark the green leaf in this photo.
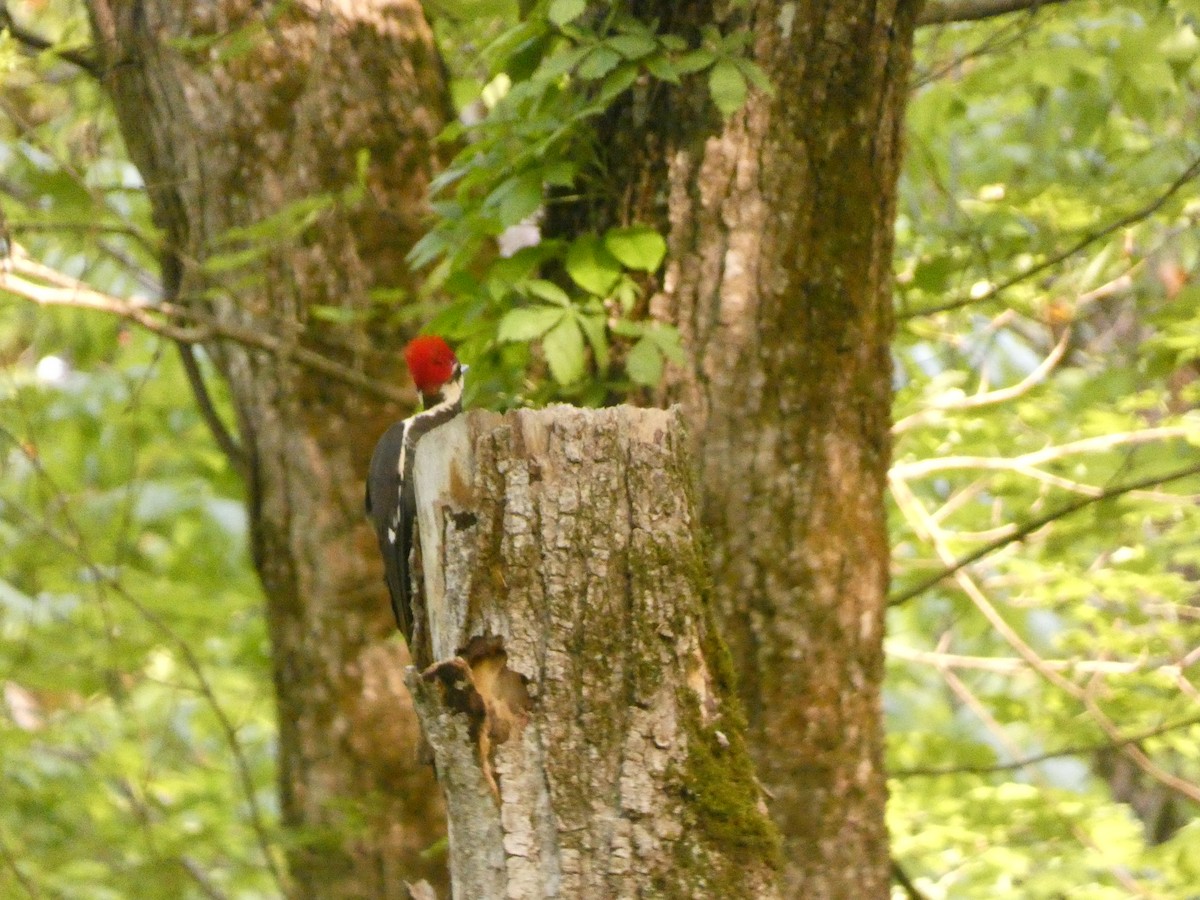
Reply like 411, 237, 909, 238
673, 49, 716, 75
542, 317, 586, 384
484, 173, 543, 227
525, 279, 572, 306
595, 63, 639, 106
547, 0, 585, 27
578, 45, 622, 80
543, 160, 578, 187
609, 318, 645, 338
644, 53, 681, 84
708, 59, 748, 116
566, 236, 622, 295
539, 44, 592, 78
606, 34, 658, 61
615, 278, 638, 313
578, 312, 610, 373
604, 226, 667, 272
644, 323, 685, 363
498, 306, 565, 342
732, 57, 774, 95
310, 305, 366, 324
625, 337, 663, 386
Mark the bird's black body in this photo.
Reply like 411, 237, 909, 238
365, 372, 464, 640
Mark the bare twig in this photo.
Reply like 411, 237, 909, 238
894, 327, 1070, 434
0, 828, 39, 898
894, 713, 1200, 777
918, 0, 1076, 26
176, 342, 247, 475
0, 4, 101, 77
900, 154, 1200, 320
0, 430, 286, 891
889, 459, 1200, 607
891, 859, 930, 900
890, 474, 1200, 811
180, 857, 231, 900
912, 12, 1033, 90
887, 643, 1166, 676
892, 425, 1195, 480
0, 247, 406, 404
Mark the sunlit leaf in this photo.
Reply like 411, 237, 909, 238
604, 226, 667, 272
708, 59, 747, 116
498, 306, 565, 342
542, 317, 586, 384
625, 337, 663, 386
566, 235, 622, 295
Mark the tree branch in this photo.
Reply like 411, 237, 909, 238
175, 341, 247, 476
900, 153, 1200, 320
0, 246, 407, 405
0, 439, 285, 891
918, 0, 1075, 26
893, 713, 1200, 777
893, 327, 1069, 434
889, 460, 1200, 606
891, 859, 930, 900
892, 425, 1195, 479
0, 3, 102, 77
887, 643, 1163, 676
890, 475, 1200, 811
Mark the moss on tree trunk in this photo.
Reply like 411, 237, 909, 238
409, 406, 780, 898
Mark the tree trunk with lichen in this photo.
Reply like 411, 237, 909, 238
545, 2, 919, 894
407, 406, 780, 898
84, 2, 452, 896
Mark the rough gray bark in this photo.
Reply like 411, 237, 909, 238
545, 3, 920, 894
407, 406, 781, 899
83, 2, 453, 895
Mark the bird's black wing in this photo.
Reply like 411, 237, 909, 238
367, 421, 413, 637
366, 398, 465, 641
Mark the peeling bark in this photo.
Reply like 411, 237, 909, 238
83, 1, 453, 895
408, 406, 780, 899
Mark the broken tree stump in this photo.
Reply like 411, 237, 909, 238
405, 406, 780, 899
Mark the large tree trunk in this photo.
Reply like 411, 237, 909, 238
408, 406, 780, 898
85, 2, 452, 896
547, 3, 919, 893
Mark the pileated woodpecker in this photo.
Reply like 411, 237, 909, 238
365, 336, 466, 639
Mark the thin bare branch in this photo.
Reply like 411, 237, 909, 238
918, 0, 1076, 26
889, 459, 1200, 607
0, 4, 101, 76
894, 713, 1200, 777
891, 859, 931, 900
176, 341, 247, 475
887, 643, 1167, 676
180, 857, 231, 900
894, 327, 1070, 434
0, 246, 406, 404
890, 474, 1200, 811
900, 154, 1200, 320
0, 430, 286, 891
0, 829, 39, 898
892, 425, 1195, 480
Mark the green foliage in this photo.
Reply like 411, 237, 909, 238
412, 1, 768, 407
889, 3, 1200, 895
6, 0, 1200, 897
0, 7, 280, 894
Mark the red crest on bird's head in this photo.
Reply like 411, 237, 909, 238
404, 335, 458, 396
